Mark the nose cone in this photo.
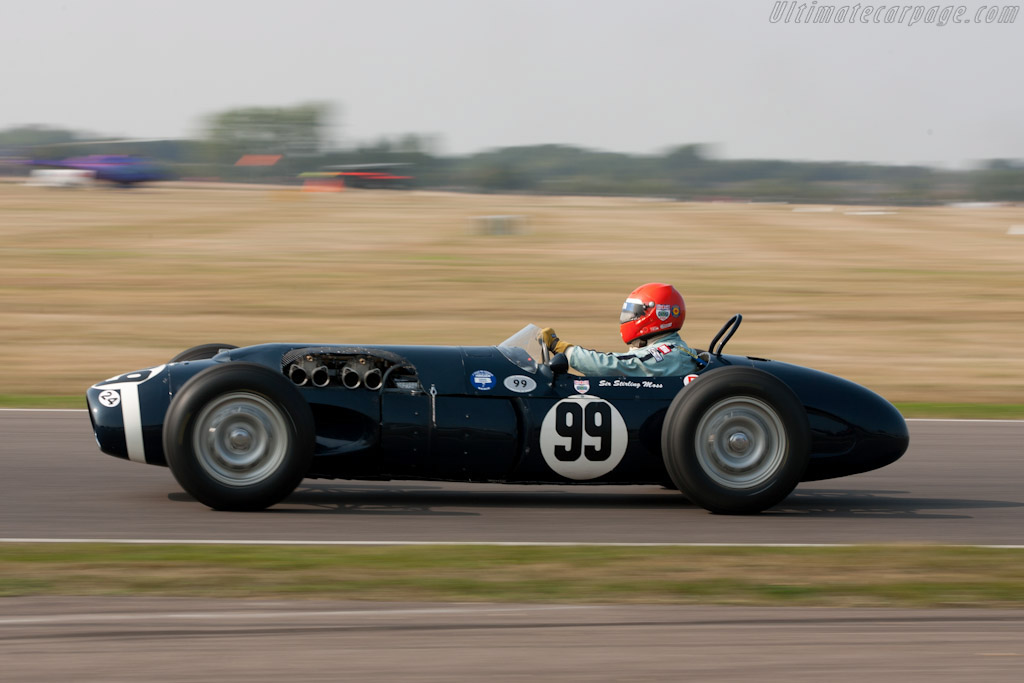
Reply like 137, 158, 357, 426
802, 382, 909, 481
86, 364, 170, 464
754, 359, 910, 481
850, 392, 909, 472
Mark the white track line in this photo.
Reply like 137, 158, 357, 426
0, 605, 596, 627
906, 418, 1024, 423
1, 538, 1022, 549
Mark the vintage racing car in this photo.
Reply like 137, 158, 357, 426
86, 316, 909, 514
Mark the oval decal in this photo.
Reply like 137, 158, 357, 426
503, 375, 537, 393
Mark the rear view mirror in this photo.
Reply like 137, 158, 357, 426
549, 352, 569, 375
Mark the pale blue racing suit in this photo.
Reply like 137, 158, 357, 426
565, 331, 703, 378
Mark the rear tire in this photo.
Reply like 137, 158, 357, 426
661, 367, 810, 514
163, 363, 314, 510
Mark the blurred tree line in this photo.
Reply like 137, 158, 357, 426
2, 108, 1023, 204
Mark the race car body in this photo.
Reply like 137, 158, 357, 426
87, 318, 909, 514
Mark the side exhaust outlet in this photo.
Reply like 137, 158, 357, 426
363, 368, 383, 391
341, 366, 361, 389
288, 364, 308, 386
311, 366, 331, 388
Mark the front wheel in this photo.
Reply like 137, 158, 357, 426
163, 363, 314, 510
661, 367, 810, 514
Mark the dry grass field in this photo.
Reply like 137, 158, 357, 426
1, 181, 1022, 408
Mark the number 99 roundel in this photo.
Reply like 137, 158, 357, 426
539, 396, 628, 480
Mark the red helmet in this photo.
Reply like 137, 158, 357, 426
619, 283, 686, 345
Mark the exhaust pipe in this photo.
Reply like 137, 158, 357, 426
341, 366, 361, 389
363, 368, 383, 391
340, 360, 382, 390
311, 365, 331, 388
288, 364, 308, 386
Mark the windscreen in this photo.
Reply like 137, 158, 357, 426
497, 324, 543, 374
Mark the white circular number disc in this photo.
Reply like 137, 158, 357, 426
539, 396, 628, 480
98, 389, 121, 408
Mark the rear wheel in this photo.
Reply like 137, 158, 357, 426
163, 363, 314, 510
661, 367, 810, 514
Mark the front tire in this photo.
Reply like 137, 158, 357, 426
163, 363, 314, 510
661, 367, 810, 514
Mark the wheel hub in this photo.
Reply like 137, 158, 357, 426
228, 427, 253, 451
694, 396, 788, 490
727, 431, 751, 454
192, 392, 289, 487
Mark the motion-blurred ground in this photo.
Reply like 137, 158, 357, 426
1, 182, 1021, 403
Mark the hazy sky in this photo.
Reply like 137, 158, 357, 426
2, 0, 1021, 165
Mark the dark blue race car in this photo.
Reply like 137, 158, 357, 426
86, 316, 909, 514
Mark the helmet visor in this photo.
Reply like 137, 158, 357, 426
619, 299, 648, 324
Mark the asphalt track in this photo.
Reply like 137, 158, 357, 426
4, 411, 1024, 680
2, 598, 1023, 682
1, 410, 1023, 545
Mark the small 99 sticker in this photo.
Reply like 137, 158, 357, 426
503, 375, 538, 393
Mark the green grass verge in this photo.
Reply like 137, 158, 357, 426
0, 395, 84, 409
1, 543, 1023, 607
5, 395, 1024, 419
893, 403, 1024, 419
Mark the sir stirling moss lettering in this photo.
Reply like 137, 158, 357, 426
597, 379, 665, 389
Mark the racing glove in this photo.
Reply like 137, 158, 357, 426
540, 327, 573, 355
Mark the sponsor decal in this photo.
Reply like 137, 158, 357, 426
539, 396, 628, 480
597, 379, 665, 389
655, 304, 671, 321
684, 373, 699, 386
658, 323, 672, 330
657, 344, 672, 355
98, 389, 121, 408
504, 375, 537, 393
574, 379, 590, 394
650, 348, 663, 362
470, 370, 496, 390
672, 305, 681, 317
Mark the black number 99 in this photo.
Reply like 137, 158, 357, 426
554, 402, 613, 462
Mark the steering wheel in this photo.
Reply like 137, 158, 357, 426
537, 332, 551, 365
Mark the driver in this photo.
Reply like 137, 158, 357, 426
541, 283, 703, 377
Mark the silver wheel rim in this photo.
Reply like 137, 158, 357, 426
192, 391, 289, 487
694, 396, 787, 490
